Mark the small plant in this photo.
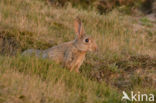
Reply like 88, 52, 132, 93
140, 17, 153, 27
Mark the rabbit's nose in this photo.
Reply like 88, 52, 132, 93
93, 43, 98, 52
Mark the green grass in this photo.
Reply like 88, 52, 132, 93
140, 17, 153, 27
0, 56, 121, 103
0, 0, 156, 103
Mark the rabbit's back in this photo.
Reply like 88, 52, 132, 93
43, 41, 74, 63
22, 49, 43, 57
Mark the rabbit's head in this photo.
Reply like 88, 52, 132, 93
73, 17, 97, 52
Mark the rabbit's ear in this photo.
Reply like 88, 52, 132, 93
74, 17, 84, 38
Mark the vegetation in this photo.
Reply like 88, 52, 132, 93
0, 0, 156, 103
48, 0, 155, 14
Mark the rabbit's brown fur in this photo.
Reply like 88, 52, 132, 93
23, 17, 97, 72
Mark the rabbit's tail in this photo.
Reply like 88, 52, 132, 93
22, 49, 42, 57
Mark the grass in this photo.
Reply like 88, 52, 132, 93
0, 0, 156, 103
0, 56, 121, 103
140, 17, 153, 27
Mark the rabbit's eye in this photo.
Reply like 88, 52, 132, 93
85, 38, 89, 43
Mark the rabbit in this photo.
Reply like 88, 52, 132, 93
22, 17, 97, 72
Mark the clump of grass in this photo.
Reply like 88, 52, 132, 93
140, 17, 153, 27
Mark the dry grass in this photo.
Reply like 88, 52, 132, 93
0, 0, 156, 103
0, 0, 156, 57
